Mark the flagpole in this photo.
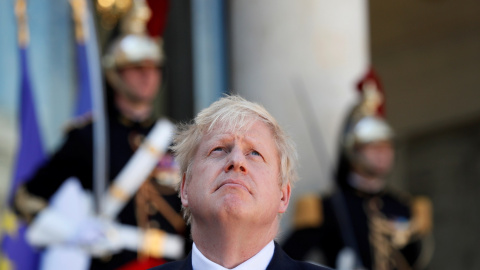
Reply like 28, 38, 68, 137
71, 0, 108, 214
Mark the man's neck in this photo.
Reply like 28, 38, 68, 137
191, 218, 279, 269
115, 95, 152, 122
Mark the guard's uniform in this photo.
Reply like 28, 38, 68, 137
15, 104, 189, 270
14, 1, 189, 268
282, 183, 432, 270
283, 68, 432, 270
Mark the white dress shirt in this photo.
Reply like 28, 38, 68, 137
191, 240, 275, 270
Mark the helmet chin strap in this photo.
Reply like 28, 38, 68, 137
349, 153, 388, 194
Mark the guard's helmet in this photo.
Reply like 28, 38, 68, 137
342, 68, 394, 163
102, 0, 164, 93
344, 116, 393, 157
103, 34, 164, 70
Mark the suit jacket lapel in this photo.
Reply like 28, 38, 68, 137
266, 242, 296, 270
180, 252, 193, 270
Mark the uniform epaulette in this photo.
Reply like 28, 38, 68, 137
14, 185, 48, 223
63, 113, 94, 133
293, 194, 323, 229
411, 196, 433, 236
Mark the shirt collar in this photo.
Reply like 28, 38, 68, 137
191, 240, 275, 270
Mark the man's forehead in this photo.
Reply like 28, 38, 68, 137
201, 120, 273, 145
203, 128, 259, 144
206, 117, 256, 133
211, 118, 266, 134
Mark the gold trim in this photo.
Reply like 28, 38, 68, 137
70, 0, 88, 42
293, 194, 323, 229
96, 0, 132, 30
15, 0, 29, 47
142, 140, 164, 158
367, 198, 418, 270
64, 112, 94, 133
109, 185, 130, 202
149, 189, 186, 234
141, 228, 166, 258
411, 196, 433, 236
120, 0, 150, 35
14, 185, 47, 223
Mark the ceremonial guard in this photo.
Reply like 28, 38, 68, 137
13, 1, 188, 269
282, 70, 434, 270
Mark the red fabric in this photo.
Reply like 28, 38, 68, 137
356, 67, 386, 116
146, 0, 170, 38
117, 258, 167, 270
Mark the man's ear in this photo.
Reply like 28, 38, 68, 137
278, 182, 291, 214
180, 173, 189, 207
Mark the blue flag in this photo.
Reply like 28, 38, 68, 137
1, 47, 45, 270
74, 42, 93, 117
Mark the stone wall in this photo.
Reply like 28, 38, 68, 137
404, 119, 480, 270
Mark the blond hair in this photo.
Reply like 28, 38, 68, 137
172, 95, 298, 224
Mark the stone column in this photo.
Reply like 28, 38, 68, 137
230, 0, 370, 232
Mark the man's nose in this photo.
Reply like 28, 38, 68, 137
224, 147, 247, 173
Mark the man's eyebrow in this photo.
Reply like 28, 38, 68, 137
209, 133, 234, 142
202, 134, 233, 149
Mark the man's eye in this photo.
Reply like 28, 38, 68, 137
209, 147, 224, 156
251, 150, 261, 156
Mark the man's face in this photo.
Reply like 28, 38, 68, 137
119, 61, 161, 103
181, 120, 291, 227
357, 140, 394, 177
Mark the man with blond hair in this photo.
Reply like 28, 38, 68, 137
151, 95, 330, 270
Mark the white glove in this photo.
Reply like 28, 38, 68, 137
68, 217, 109, 246
79, 219, 124, 257
26, 178, 117, 257
87, 224, 184, 260
26, 207, 80, 247
26, 178, 96, 247
27, 208, 112, 253
26, 178, 184, 259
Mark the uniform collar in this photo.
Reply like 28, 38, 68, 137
111, 103, 155, 128
347, 172, 386, 197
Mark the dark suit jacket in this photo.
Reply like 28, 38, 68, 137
149, 242, 331, 270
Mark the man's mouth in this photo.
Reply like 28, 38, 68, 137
216, 179, 251, 194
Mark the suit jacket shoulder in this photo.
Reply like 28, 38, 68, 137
267, 242, 332, 270
148, 253, 192, 270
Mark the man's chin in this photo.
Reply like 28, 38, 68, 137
127, 96, 154, 104
360, 165, 390, 178
217, 193, 252, 213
